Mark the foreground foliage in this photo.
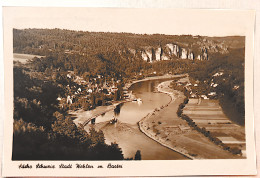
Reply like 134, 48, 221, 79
13, 66, 124, 160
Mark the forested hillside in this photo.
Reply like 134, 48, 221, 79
13, 28, 244, 78
13, 28, 245, 122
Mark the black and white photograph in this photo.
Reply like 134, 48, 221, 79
12, 27, 246, 161
1, 6, 257, 177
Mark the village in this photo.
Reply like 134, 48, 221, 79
55, 71, 130, 112
171, 74, 245, 157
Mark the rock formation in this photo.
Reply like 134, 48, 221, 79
155, 47, 162, 61
165, 44, 174, 55
201, 47, 208, 60
181, 48, 188, 59
197, 55, 201, 60
141, 48, 153, 62
146, 49, 152, 62
173, 44, 180, 57
161, 54, 170, 60
141, 51, 149, 62
188, 51, 194, 60
138, 42, 210, 62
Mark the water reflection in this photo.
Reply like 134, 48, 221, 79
114, 103, 124, 116
94, 79, 171, 125
131, 79, 160, 93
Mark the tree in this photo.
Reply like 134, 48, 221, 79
52, 111, 79, 140
90, 93, 96, 108
114, 90, 120, 101
89, 127, 105, 145
134, 150, 141, 160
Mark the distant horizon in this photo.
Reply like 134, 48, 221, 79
13, 28, 246, 38
5, 7, 250, 37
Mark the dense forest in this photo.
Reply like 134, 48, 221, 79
12, 28, 245, 160
13, 29, 244, 78
13, 65, 127, 160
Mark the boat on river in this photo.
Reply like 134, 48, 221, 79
110, 117, 118, 124
133, 98, 142, 102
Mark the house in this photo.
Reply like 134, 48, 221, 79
233, 85, 240, 90
213, 84, 218, 88
213, 72, 224, 77
190, 93, 197, 98
208, 92, 217, 96
110, 87, 118, 93
67, 95, 73, 104
200, 95, 209, 99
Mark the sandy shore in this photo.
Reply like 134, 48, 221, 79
84, 121, 187, 160
138, 80, 195, 159
138, 79, 239, 159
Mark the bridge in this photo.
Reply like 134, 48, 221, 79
82, 108, 114, 126
81, 99, 132, 126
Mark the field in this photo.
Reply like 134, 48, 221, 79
183, 99, 246, 157
13, 53, 45, 64
138, 81, 240, 159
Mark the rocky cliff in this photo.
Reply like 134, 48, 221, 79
134, 43, 208, 62
122, 35, 233, 63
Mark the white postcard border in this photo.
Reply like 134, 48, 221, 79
2, 7, 257, 177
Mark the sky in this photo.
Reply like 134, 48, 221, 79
3, 7, 252, 36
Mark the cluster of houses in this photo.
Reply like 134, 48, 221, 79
175, 75, 220, 100
57, 72, 122, 106
184, 81, 218, 100
180, 70, 240, 100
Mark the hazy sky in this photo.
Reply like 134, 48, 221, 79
4, 7, 252, 36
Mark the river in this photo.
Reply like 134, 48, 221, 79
95, 79, 171, 124
85, 78, 188, 160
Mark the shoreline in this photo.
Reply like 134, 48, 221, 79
124, 73, 187, 90
138, 79, 195, 160
72, 74, 185, 126
72, 74, 238, 159
138, 78, 240, 159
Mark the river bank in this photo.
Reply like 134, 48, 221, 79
70, 101, 126, 126
71, 74, 239, 159
138, 80, 195, 159
138, 79, 240, 159
84, 121, 187, 160
71, 74, 185, 126
70, 74, 189, 160
124, 73, 186, 89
